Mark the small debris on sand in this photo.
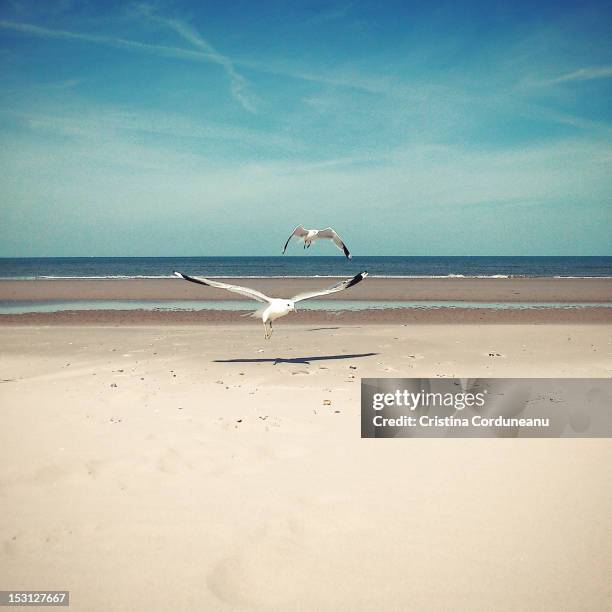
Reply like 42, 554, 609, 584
323, 399, 332, 406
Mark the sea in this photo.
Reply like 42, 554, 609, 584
1, 256, 610, 313
1, 256, 611, 279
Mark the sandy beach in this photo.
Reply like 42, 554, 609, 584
2, 276, 611, 302
1, 276, 610, 326
1, 307, 611, 325
1, 322, 611, 611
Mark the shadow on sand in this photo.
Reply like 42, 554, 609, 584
214, 352, 378, 365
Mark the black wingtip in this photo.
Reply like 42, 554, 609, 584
173, 271, 210, 287
346, 270, 368, 288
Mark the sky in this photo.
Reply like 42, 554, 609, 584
0, 0, 611, 256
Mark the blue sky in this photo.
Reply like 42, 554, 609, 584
0, 0, 611, 256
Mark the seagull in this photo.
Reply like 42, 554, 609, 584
282, 225, 352, 259
173, 270, 368, 339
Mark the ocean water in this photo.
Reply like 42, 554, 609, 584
1, 256, 611, 279
1, 300, 610, 314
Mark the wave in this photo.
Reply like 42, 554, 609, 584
1, 274, 612, 280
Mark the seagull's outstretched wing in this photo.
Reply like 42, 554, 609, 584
317, 228, 352, 259
174, 272, 272, 303
282, 225, 309, 254
291, 271, 368, 303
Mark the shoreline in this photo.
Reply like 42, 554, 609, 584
1, 307, 610, 325
1, 276, 611, 302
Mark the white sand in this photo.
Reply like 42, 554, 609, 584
1, 324, 611, 611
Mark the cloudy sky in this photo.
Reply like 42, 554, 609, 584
0, 0, 611, 256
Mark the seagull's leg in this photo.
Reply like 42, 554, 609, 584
269, 321, 274, 338
262, 320, 268, 339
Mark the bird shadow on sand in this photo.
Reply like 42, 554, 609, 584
214, 352, 378, 365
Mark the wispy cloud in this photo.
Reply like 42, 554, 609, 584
547, 65, 612, 85
0, 18, 390, 98
304, 3, 352, 25
134, 5, 258, 112
0, 19, 215, 61
522, 64, 612, 89
3, 128, 610, 255
0, 18, 257, 112
0, 106, 298, 152
1, 78, 82, 96
237, 56, 389, 94
516, 104, 612, 137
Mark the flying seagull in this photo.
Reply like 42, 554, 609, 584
173, 270, 368, 339
282, 225, 352, 259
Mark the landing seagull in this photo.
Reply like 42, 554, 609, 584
173, 270, 368, 339
282, 225, 352, 259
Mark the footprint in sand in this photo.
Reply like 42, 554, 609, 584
85, 460, 105, 479
3, 536, 19, 557
27, 464, 71, 487
157, 448, 189, 474
206, 537, 308, 608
